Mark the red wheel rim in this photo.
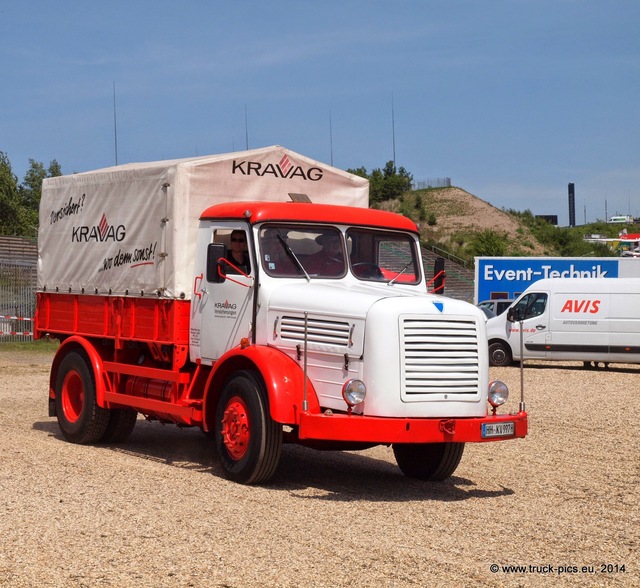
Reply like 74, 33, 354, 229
61, 371, 84, 423
221, 395, 250, 460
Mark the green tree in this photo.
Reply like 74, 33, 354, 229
467, 229, 508, 257
19, 158, 62, 229
0, 152, 62, 236
347, 166, 368, 180
0, 151, 22, 233
347, 161, 413, 204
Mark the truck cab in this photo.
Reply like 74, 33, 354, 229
183, 202, 526, 482
190, 202, 424, 363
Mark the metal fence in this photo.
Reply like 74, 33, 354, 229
0, 261, 36, 342
415, 177, 452, 189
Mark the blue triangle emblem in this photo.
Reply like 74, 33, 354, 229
433, 301, 444, 313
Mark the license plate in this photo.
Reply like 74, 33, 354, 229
482, 421, 515, 438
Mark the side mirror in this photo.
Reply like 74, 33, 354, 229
432, 257, 445, 294
507, 306, 525, 322
206, 242, 227, 283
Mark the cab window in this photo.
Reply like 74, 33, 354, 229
259, 225, 346, 278
346, 228, 420, 284
513, 292, 548, 320
211, 228, 252, 277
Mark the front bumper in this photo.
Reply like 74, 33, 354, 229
298, 411, 528, 443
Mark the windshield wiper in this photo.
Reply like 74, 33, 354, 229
278, 234, 311, 282
387, 262, 412, 286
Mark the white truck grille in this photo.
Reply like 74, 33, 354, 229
401, 316, 480, 395
279, 315, 352, 347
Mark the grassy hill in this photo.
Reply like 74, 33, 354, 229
376, 186, 620, 266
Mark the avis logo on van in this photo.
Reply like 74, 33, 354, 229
560, 299, 601, 313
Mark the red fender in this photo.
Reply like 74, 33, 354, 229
202, 345, 320, 431
50, 336, 111, 407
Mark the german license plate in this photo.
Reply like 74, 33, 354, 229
482, 422, 515, 438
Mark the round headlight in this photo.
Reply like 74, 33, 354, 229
342, 379, 366, 406
488, 380, 509, 407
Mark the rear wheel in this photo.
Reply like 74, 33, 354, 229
101, 408, 138, 443
489, 341, 512, 367
214, 370, 282, 484
55, 350, 110, 444
393, 442, 465, 481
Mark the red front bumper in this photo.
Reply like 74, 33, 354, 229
298, 411, 528, 444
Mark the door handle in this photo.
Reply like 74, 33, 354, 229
536, 324, 546, 330
193, 273, 204, 299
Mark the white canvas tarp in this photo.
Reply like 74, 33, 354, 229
38, 145, 369, 299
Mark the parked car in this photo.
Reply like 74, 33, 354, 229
477, 299, 514, 316
478, 306, 496, 320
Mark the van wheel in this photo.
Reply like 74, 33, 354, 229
55, 350, 110, 444
489, 341, 512, 367
214, 370, 282, 485
393, 442, 465, 481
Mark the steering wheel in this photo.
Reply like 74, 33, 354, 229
352, 262, 384, 279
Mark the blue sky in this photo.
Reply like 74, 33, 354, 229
1, 1, 638, 225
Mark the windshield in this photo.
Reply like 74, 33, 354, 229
259, 225, 346, 278
347, 227, 420, 284
259, 224, 420, 284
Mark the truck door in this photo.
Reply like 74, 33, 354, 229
191, 224, 255, 362
506, 291, 550, 360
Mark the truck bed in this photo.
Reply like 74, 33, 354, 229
36, 293, 190, 346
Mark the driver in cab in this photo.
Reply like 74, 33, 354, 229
305, 231, 345, 276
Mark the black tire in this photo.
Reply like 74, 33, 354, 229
489, 341, 513, 367
214, 370, 282, 485
101, 408, 138, 443
54, 350, 110, 444
392, 442, 465, 481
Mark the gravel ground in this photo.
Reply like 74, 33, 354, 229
0, 348, 637, 588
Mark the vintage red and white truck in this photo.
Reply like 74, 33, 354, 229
35, 146, 527, 484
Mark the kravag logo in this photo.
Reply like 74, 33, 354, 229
214, 300, 237, 310
231, 154, 324, 181
72, 213, 126, 243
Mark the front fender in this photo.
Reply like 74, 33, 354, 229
50, 336, 110, 407
202, 345, 320, 431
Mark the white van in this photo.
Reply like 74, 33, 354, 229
486, 278, 640, 366
608, 215, 634, 224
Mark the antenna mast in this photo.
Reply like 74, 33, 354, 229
113, 82, 118, 165
329, 111, 334, 166
245, 105, 249, 150
391, 92, 396, 166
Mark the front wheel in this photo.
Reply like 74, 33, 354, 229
214, 370, 282, 485
393, 442, 465, 481
489, 341, 513, 367
55, 350, 110, 444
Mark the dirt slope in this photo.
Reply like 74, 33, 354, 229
382, 187, 549, 257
